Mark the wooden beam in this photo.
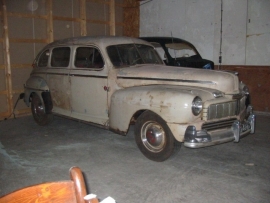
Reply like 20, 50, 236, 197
0, 90, 8, 95
86, 0, 109, 5
2, 0, 13, 116
123, 0, 139, 37
53, 16, 81, 22
86, 19, 109, 25
109, 0, 116, 36
6, 12, 47, 19
10, 38, 47, 43
0, 64, 32, 69
15, 108, 31, 115
11, 64, 32, 68
0, 111, 10, 118
46, 0, 53, 43
80, 0, 87, 36
12, 89, 24, 94
0, 108, 31, 118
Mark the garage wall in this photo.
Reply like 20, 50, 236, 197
246, 0, 270, 65
220, 65, 270, 112
140, 0, 270, 113
140, 0, 270, 66
0, 0, 139, 120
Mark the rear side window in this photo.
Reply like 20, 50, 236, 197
51, 47, 70, 67
75, 47, 104, 69
37, 50, 49, 67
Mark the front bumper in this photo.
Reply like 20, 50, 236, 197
184, 114, 255, 148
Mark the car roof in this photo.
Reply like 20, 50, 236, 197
140, 37, 194, 47
140, 36, 199, 55
44, 36, 151, 49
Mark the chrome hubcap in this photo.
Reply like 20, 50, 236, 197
33, 96, 45, 118
141, 121, 165, 153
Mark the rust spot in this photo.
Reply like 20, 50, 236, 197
109, 127, 126, 136
246, 33, 263, 38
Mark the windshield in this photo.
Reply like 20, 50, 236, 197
107, 44, 163, 68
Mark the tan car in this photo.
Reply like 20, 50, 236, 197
24, 36, 255, 162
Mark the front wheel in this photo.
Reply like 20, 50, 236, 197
31, 93, 53, 126
135, 111, 180, 162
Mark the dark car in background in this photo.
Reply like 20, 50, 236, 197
140, 37, 214, 69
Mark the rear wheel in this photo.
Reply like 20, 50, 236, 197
135, 111, 180, 162
31, 93, 53, 126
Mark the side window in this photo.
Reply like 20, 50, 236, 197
38, 50, 49, 67
51, 47, 70, 67
75, 47, 104, 69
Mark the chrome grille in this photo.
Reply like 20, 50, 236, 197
206, 96, 246, 120
207, 101, 238, 120
202, 118, 237, 131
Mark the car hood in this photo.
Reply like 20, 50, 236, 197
116, 64, 239, 94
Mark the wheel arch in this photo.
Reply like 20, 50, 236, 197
24, 76, 51, 107
134, 110, 180, 161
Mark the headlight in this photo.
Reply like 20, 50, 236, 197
192, 96, 202, 116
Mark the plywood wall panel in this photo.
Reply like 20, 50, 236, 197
8, 17, 47, 39
6, 0, 46, 15
115, 25, 123, 36
0, 69, 6, 91
53, 21, 81, 40
31, 19, 47, 39
0, 44, 3, 64
115, 4, 123, 24
8, 17, 33, 38
11, 68, 32, 90
87, 22, 110, 36
0, 95, 8, 114
53, 0, 80, 18
9, 43, 36, 64
34, 43, 48, 56
86, 1, 109, 21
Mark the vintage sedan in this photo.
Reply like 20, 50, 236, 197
24, 36, 255, 162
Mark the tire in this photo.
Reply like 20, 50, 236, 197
135, 111, 180, 162
31, 93, 53, 126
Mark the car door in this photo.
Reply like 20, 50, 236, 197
69, 46, 109, 125
46, 46, 71, 117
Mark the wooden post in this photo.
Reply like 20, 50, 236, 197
2, 0, 13, 116
123, 0, 139, 37
80, 0, 87, 36
46, 0, 53, 42
109, 0, 116, 36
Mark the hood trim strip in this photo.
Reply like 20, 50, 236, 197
117, 76, 216, 85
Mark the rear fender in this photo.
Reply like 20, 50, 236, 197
24, 76, 50, 107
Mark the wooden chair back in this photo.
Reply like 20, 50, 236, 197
0, 166, 87, 203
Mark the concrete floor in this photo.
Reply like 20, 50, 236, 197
0, 114, 270, 203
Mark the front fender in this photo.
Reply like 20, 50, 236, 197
109, 85, 212, 134
24, 76, 49, 106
